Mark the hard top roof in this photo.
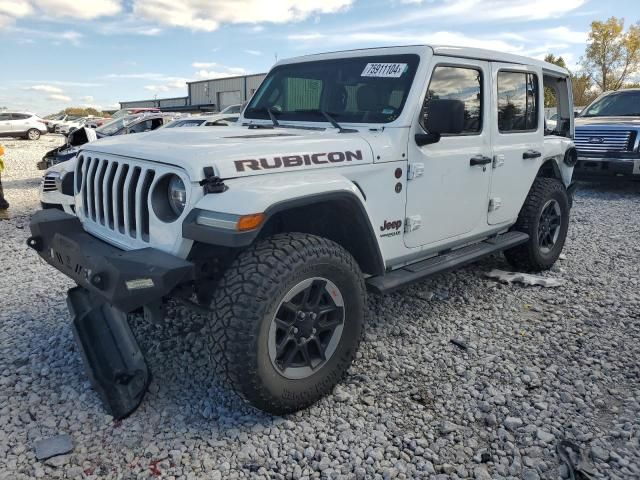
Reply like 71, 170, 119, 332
278, 44, 570, 76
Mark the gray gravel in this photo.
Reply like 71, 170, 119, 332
1, 137, 639, 479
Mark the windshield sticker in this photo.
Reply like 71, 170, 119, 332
361, 63, 408, 78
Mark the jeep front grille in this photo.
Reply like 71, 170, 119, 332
75, 155, 156, 242
574, 129, 634, 153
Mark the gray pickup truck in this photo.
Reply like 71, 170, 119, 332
574, 88, 640, 179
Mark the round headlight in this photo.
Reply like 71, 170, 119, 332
167, 175, 186, 216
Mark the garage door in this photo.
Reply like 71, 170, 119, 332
218, 91, 242, 111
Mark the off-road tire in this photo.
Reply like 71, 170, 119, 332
26, 129, 40, 140
207, 233, 366, 414
504, 178, 569, 271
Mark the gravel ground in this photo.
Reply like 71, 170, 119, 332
0, 137, 639, 480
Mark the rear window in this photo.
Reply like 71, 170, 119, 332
497, 71, 539, 132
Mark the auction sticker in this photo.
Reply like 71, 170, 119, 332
361, 63, 407, 78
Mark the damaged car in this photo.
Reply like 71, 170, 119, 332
38, 113, 175, 171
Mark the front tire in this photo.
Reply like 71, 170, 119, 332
26, 129, 41, 140
207, 233, 366, 414
504, 178, 570, 271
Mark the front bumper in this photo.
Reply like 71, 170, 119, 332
574, 157, 640, 178
28, 209, 195, 312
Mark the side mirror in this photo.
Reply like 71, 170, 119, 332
415, 99, 465, 146
573, 111, 581, 117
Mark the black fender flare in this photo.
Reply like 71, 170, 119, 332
183, 190, 385, 276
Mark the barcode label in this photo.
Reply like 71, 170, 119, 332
361, 63, 407, 78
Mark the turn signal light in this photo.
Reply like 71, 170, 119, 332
236, 213, 265, 231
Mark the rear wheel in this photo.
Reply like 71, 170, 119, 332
26, 129, 40, 140
206, 233, 366, 414
504, 178, 570, 271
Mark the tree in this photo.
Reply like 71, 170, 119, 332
581, 17, 640, 91
543, 54, 598, 108
60, 107, 108, 117
571, 73, 599, 107
544, 54, 567, 107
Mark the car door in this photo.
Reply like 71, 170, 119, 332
405, 57, 492, 248
11, 113, 30, 133
489, 64, 544, 225
0, 113, 12, 134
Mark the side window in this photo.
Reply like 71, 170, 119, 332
0, 113, 11, 121
11, 113, 30, 120
497, 71, 539, 132
422, 66, 482, 134
128, 120, 152, 133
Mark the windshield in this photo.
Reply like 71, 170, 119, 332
96, 115, 138, 135
245, 54, 420, 124
164, 118, 207, 128
580, 90, 640, 117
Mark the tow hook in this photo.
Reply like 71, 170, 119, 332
26, 236, 43, 252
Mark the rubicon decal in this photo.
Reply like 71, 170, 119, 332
234, 150, 364, 172
379, 219, 402, 238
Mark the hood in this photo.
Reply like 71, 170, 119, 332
576, 116, 640, 128
81, 125, 375, 181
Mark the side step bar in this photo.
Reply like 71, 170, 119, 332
366, 231, 529, 294
68, 287, 149, 419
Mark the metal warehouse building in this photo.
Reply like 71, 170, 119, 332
119, 73, 266, 113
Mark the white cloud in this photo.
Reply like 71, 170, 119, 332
339, 0, 586, 34
132, 0, 353, 31
194, 68, 247, 80
27, 84, 64, 93
32, 0, 121, 19
289, 30, 523, 53
0, 0, 120, 29
412, 0, 586, 23
107, 72, 166, 79
143, 77, 189, 93
81, 95, 94, 102
0, 1, 33, 17
7, 26, 83, 44
192, 62, 217, 69
538, 26, 587, 45
48, 94, 72, 102
244, 49, 262, 56
191, 62, 247, 79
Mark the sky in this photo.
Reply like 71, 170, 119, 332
0, 0, 637, 115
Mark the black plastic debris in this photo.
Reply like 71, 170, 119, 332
34, 434, 74, 461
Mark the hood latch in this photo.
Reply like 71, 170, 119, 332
199, 167, 228, 194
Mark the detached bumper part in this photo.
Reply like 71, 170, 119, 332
68, 287, 149, 419
27, 209, 195, 418
28, 209, 194, 312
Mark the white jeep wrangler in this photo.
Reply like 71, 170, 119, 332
28, 45, 577, 418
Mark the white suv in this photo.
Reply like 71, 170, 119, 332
28, 45, 577, 419
0, 112, 47, 140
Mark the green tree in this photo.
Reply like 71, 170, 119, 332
581, 17, 640, 91
544, 54, 567, 107
62, 107, 106, 117
571, 73, 599, 107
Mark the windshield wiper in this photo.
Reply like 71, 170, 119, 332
320, 110, 357, 133
303, 109, 356, 133
245, 107, 279, 128
267, 107, 280, 127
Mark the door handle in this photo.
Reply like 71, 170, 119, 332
470, 155, 492, 167
523, 150, 542, 159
